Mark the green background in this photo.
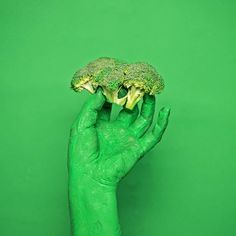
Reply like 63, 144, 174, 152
1, 0, 236, 235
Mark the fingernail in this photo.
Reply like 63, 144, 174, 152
97, 87, 102, 93
161, 107, 171, 114
96, 87, 104, 97
165, 107, 171, 113
96, 88, 106, 101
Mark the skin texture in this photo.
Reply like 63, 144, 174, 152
68, 89, 170, 236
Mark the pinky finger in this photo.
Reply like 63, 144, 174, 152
140, 107, 170, 154
153, 107, 171, 142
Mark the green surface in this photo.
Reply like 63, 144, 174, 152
1, 0, 236, 236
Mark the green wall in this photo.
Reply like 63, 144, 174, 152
1, 0, 236, 235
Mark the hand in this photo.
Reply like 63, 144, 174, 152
68, 89, 170, 187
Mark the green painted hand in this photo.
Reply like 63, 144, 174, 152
69, 89, 170, 185
68, 89, 170, 236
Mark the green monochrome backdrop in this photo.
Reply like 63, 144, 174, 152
1, 0, 236, 235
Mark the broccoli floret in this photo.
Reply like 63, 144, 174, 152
98, 64, 129, 106
71, 57, 164, 110
122, 63, 164, 109
71, 57, 125, 93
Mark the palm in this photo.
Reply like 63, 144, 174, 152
69, 90, 170, 186
99, 119, 141, 152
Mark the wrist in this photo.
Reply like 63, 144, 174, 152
69, 172, 117, 194
69, 174, 121, 236
70, 173, 117, 205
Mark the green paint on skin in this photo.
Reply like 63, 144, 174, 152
68, 90, 170, 236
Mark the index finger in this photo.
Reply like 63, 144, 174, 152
74, 89, 106, 130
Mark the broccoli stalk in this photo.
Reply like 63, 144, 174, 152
125, 86, 145, 110
71, 77, 97, 94
102, 87, 127, 106
80, 81, 96, 94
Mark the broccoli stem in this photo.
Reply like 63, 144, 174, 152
102, 87, 127, 106
81, 81, 96, 94
125, 86, 145, 110
72, 77, 92, 92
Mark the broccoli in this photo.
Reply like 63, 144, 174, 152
71, 57, 125, 93
71, 57, 164, 110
